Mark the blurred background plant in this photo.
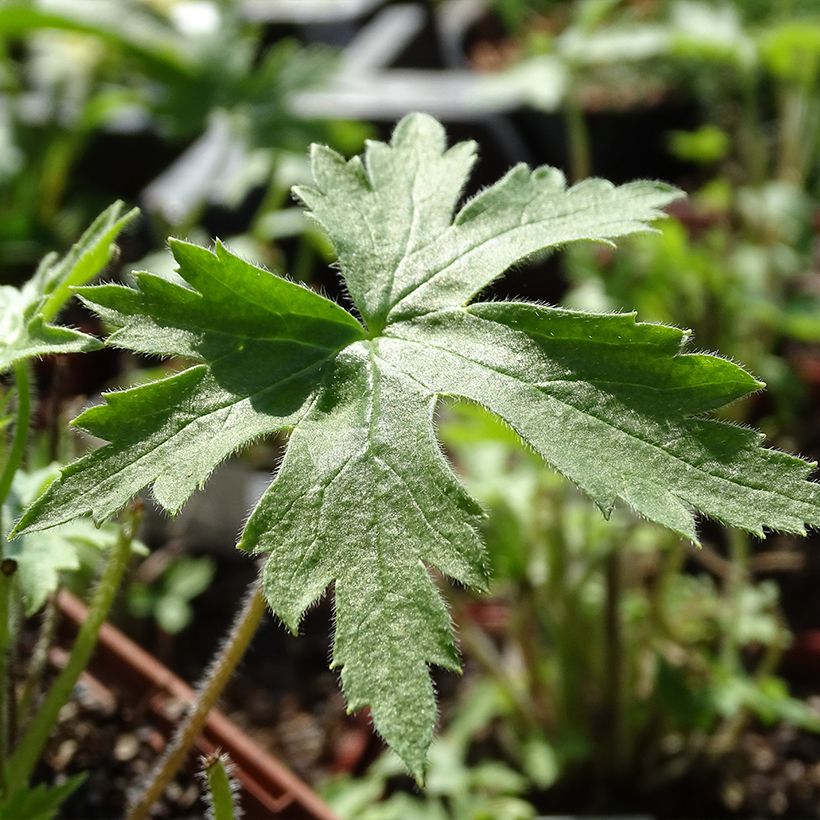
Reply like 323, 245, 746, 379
0, 0, 366, 278
127, 554, 215, 639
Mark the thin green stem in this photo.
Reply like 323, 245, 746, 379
17, 593, 60, 724
0, 363, 31, 797
781, 83, 819, 188
6, 507, 139, 785
721, 528, 750, 671
453, 597, 537, 727
0, 363, 31, 511
652, 540, 687, 642
126, 581, 267, 820
739, 69, 767, 187
564, 72, 592, 183
601, 548, 625, 777
0, 562, 15, 797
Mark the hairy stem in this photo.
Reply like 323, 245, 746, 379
0, 363, 31, 797
126, 581, 267, 820
7, 507, 139, 785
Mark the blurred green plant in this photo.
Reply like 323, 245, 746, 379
127, 555, 215, 634
324, 681, 538, 820
0, 774, 85, 820
4, 464, 140, 616
485, 1, 820, 187
564, 189, 818, 419
0, 0, 366, 268
442, 402, 819, 779
0, 204, 141, 813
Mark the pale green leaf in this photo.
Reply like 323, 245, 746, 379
14, 114, 820, 779
3, 466, 123, 615
295, 113, 682, 327
0, 201, 138, 374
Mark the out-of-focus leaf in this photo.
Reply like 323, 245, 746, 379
0, 201, 137, 375
4, 466, 136, 615
668, 125, 730, 164
0, 774, 85, 819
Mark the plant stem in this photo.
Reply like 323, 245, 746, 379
602, 548, 625, 777
0, 362, 31, 512
17, 593, 60, 724
652, 539, 687, 642
564, 72, 592, 182
721, 528, 749, 671
711, 528, 757, 756
739, 69, 767, 187
0, 563, 15, 797
0, 362, 31, 798
452, 598, 535, 727
6, 507, 139, 785
126, 581, 267, 820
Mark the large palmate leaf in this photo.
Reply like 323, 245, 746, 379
0, 201, 138, 374
14, 114, 820, 778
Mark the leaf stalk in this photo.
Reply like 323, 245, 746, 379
126, 580, 266, 820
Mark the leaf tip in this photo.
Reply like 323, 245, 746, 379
408, 759, 427, 788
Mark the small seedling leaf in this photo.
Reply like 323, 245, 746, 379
0, 202, 138, 374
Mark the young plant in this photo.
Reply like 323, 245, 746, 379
0, 202, 138, 814
199, 752, 241, 820
14, 114, 820, 785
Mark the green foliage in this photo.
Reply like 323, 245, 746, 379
325, 681, 538, 820
331, 401, 818, 808
0, 205, 142, 803
0, 201, 137, 374
564, 180, 820, 407
0, 0, 365, 265
0, 1, 332, 142
14, 114, 820, 778
667, 125, 730, 164
0, 774, 85, 820
128, 556, 215, 634
3, 466, 129, 615
491, 0, 559, 33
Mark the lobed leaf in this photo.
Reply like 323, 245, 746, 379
14, 114, 820, 778
0, 201, 138, 374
